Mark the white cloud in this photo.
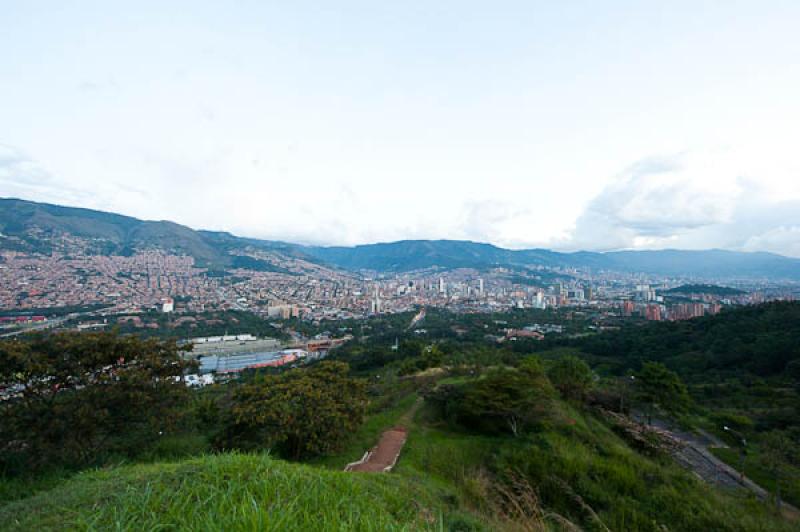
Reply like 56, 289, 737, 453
742, 226, 800, 257
562, 149, 800, 257
0, 144, 92, 205
2, 142, 799, 258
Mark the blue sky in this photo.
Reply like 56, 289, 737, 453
2, 1, 800, 255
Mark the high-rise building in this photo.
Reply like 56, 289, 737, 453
478, 278, 484, 296
439, 277, 446, 294
645, 304, 662, 321
372, 284, 382, 314
668, 303, 705, 321
622, 300, 635, 316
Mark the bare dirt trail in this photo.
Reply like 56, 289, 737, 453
345, 397, 422, 473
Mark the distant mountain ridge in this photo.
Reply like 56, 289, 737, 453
304, 240, 800, 280
2, 198, 799, 280
0, 198, 305, 270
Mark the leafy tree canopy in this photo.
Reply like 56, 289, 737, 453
547, 355, 593, 401
221, 361, 367, 459
428, 361, 555, 436
634, 361, 692, 422
0, 331, 193, 474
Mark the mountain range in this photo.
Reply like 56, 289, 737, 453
2, 197, 799, 280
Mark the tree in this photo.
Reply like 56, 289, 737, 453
0, 331, 194, 473
222, 361, 367, 459
759, 430, 800, 514
445, 366, 555, 436
634, 362, 691, 424
547, 355, 593, 401
397, 344, 444, 376
786, 359, 800, 392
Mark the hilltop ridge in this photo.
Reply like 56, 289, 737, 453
3, 197, 800, 279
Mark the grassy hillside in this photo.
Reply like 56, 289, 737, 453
3, 307, 799, 531
2, 382, 796, 531
0, 452, 450, 531
307, 381, 795, 531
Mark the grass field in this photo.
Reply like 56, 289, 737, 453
0, 452, 450, 531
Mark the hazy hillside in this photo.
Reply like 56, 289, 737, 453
598, 249, 800, 280
303, 239, 518, 271
3, 198, 800, 279
663, 284, 746, 296
307, 240, 800, 279
0, 198, 309, 270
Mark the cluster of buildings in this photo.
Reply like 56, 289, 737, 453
3, 248, 797, 329
620, 284, 727, 321
0, 315, 46, 327
0, 251, 217, 312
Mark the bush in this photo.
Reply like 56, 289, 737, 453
547, 355, 593, 401
0, 332, 193, 474
218, 361, 367, 459
426, 365, 555, 436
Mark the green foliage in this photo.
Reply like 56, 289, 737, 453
662, 284, 745, 296
428, 366, 556, 436
0, 331, 194, 474
310, 393, 420, 470
398, 344, 445, 375
759, 430, 800, 511
547, 355, 593, 401
112, 309, 290, 340
220, 361, 368, 459
634, 362, 691, 423
573, 301, 800, 380
711, 443, 800, 509
492, 408, 795, 531
564, 304, 799, 487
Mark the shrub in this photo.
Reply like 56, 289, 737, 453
219, 361, 367, 459
0, 332, 193, 474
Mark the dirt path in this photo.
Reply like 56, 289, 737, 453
345, 398, 422, 473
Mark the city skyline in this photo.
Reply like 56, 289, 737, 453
2, 2, 800, 255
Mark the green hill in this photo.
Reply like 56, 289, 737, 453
663, 284, 746, 296
0, 453, 446, 531
3, 406, 792, 532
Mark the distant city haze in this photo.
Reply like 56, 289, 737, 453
1, 2, 800, 256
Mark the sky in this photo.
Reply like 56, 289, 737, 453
1, 1, 800, 255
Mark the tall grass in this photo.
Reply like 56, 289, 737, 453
493, 408, 796, 531
0, 452, 445, 531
